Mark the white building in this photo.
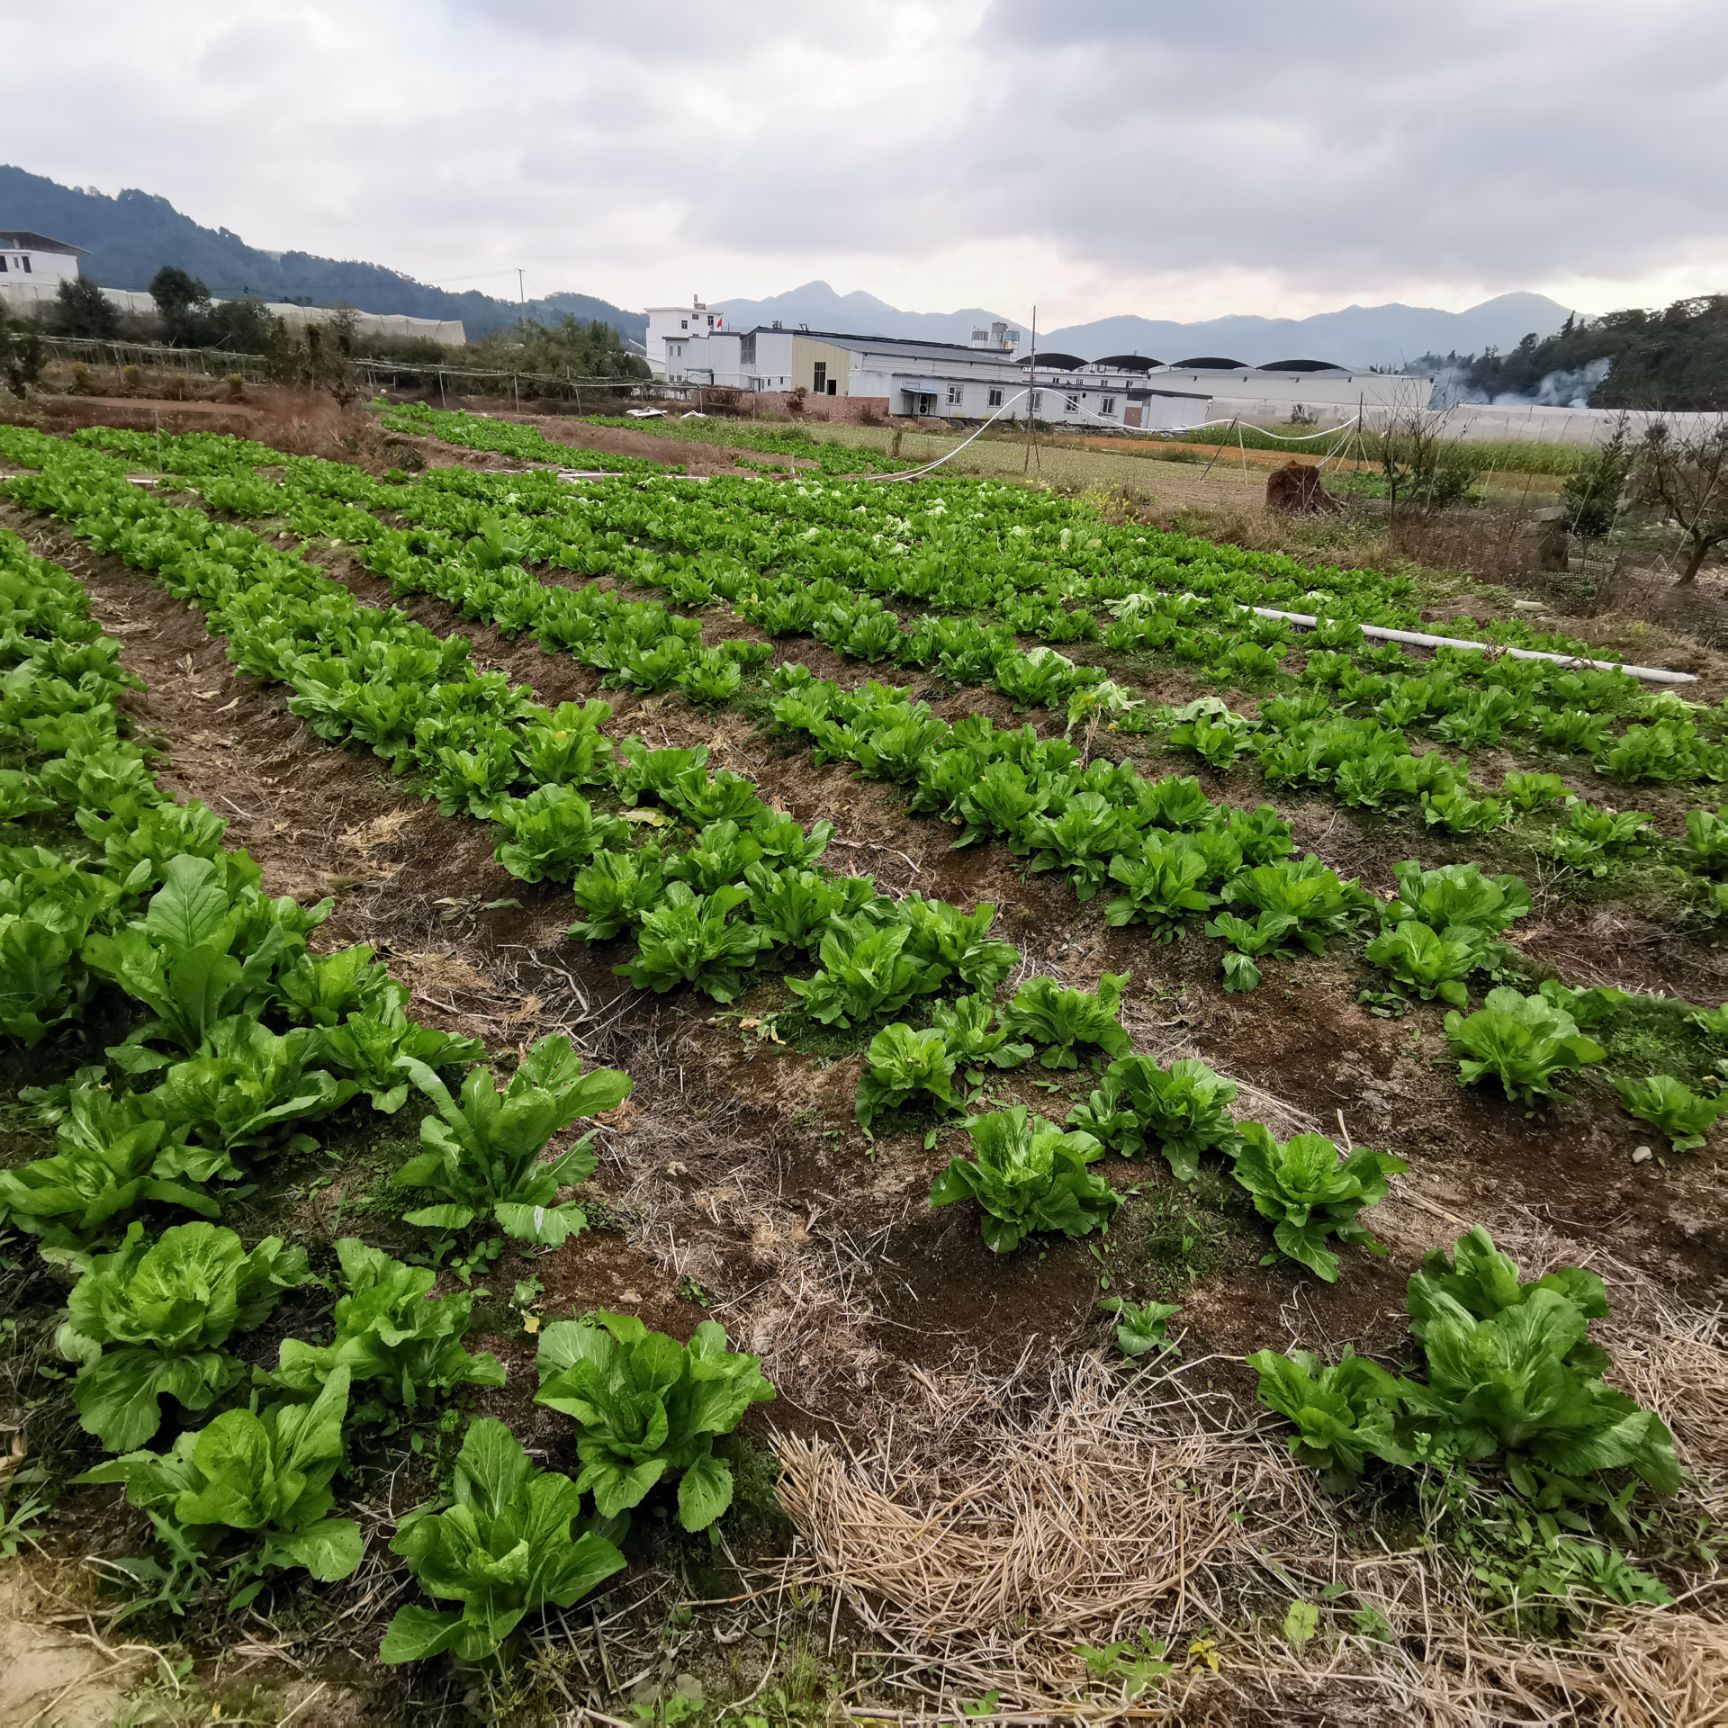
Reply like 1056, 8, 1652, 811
1141, 357, 1434, 422
658, 321, 1211, 429
0, 230, 81, 289
646, 297, 730, 377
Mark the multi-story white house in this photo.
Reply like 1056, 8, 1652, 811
0, 230, 82, 290
645, 297, 730, 377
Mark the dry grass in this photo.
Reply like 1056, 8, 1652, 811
770, 1211, 1728, 1725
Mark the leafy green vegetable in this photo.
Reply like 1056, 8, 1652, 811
999, 972, 1132, 1069
1222, 858, 1371, 953
83, 855, 329, 1055
928, 993, 1033, 1070
1403, 1291, 1680, 1497
616, 882, 769, 1002
1248, 1347, 1413, 1491
1444, 987, 1606, 1105
1405, 1227, 1610, 1370
1364, 919, 1491, 1007
534, 1312, 774, 1529
314, 998, 485, 1113
928, 1107, 1119, 1253
1682, 806, 1728, 876
394, 1035, 630, 1246
1104, 835, 1217, 937
787, 914, 944, 1027
1099, 1297, 1182, 1360
743, 862, 872, 951
380, 1416, 626, 1664
1614, 1073, 1726, 1153
75, 1367, 363, 1598
141, 1018, 357, 1179
855, 1024, 959, 1133
568, 843, 667, 942
1065, 1055, 1238, 1179
493, 786, 628, 884
59, 1222, 309, 1450
1385, 861, 1531, 934
260, 1239, 505, 1419
1230, 1126, 1404, 1282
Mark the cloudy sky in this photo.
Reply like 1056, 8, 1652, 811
5, 0, 1725, 323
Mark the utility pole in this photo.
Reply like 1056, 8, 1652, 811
1023, 305, 1038, 474
517, 268, 526, 310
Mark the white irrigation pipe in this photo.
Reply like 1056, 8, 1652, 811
853, 392, 1698, 685
553, 390, 1701, 687
851, 387, 1036, 480
1233, 602, 1697, 685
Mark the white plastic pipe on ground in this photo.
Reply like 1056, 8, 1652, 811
1237, 602, 1698, 685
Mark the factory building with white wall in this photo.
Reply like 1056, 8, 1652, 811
646, 290, 1439, 428
1142, 357, 1434, 423
656, 318, 1212, 429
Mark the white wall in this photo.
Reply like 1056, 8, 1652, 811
0, 280, 464, 345
0, 245, 79, 287
647, 302, 725, 375
1151, 367, 1432, 412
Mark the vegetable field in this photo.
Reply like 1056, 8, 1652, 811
0, 403, 1724, 1723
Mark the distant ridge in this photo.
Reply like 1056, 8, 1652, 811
0, 164, 646, 342
714, 280, 1573, 369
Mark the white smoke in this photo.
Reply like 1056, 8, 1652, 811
1430, 354, 1613, 410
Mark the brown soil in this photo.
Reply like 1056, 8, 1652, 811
293, 525, 1728, 1314
10, 453, 1728, 1719
14, 393, 269, 436
414, 400, 774, 479
0, 1571, 142, 1727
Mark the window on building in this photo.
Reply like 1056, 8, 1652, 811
826, 378, 837, 395
946, 384, 964, 406
1101, 397, 1116, 415
680, 318, 689, 330
987, 387, 1003, 407
812, 361, 827, 393
1030, 390, 1042, 411
0, 257, 7, 274
18, 256, 29, 274
739, 334, 756, 366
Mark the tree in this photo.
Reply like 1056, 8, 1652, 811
1561, 413, 1634, 538
1378, 401, 1480, 515
149, 265, 212, 345
205, 297, 273, 353
468, 314, 648, 385
54, 276, 120, 338
1636, 418, 1728, 584
0, 304, 45, 399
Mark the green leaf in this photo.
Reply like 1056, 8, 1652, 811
1282, 1600, 1319, 1647
676, 1452, 735, 1532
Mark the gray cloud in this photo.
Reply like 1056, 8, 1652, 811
1, 0, 1723, 319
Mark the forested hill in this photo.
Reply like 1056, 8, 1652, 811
1433, 296, 1728, 410
0, 165, 646, 342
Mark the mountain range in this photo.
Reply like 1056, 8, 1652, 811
713, 281, 1575, 369
0, 164, 645, 342
4, 165, 1573, 366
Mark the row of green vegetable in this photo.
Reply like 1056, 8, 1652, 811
0, 523, 782, 1657
0, 437, 1437, 1286
0, 476, 1701, 1664
44, 422, 1725, 1133
378, 404, 1728, 749
76, 424, 1728, 930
